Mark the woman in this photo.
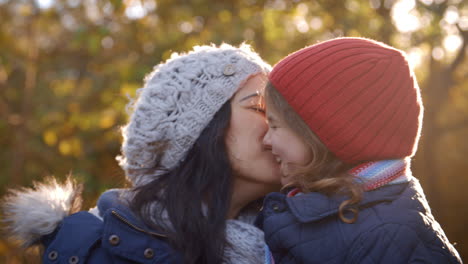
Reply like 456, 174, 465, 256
3, 43, 281, 263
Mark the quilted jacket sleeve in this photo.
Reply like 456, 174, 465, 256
42, 211, 108, 264
346, 223, 461, 264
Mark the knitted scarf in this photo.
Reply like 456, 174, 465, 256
287, 158, 411, 197
351, 158, 411, 191
224, 217, 267, 263
137, 196, 267, 264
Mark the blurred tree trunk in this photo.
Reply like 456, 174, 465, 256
415, 26, 467, 213
417, 56, 446, 211
11, 11, 39, 186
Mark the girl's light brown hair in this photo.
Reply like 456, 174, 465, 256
265, 82, 363, 223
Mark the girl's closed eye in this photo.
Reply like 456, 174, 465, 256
266, 114, 279, 130
267, 121, 279, 130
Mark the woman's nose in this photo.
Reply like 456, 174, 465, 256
263, 128, 272, 148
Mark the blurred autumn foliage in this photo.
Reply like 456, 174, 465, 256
1, 0, 467, 263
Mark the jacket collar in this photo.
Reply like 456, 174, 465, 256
284, 179, 411, 223
97, 189, 167, 238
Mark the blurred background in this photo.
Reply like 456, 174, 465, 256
0, 0, 467, 263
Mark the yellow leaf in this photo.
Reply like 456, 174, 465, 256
100, 110, 116, 129
59, 140, 72, 155
43, 130, 58, 146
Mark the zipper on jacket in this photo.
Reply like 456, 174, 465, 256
111, 210, 167, 238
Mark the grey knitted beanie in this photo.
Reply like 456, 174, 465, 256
117, 43, 271, 186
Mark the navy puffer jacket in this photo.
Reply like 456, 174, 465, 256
257, 178, 462, 263
40, 190, 183, 264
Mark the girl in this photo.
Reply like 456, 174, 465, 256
3, 44, 281, 264
259, 37, 462, 263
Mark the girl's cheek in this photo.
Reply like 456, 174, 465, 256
272, 133, 283, 148
271, 136, 282, 153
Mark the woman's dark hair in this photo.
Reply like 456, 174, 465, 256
130, 101, 233, 264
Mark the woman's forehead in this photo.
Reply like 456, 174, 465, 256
235, 75, 267, 100
238, 91, 261, 102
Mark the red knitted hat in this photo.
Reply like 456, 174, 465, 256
269, 37, 423, 164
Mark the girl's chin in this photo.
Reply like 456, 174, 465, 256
279, 162, 290, 176
280, 174, 293, 186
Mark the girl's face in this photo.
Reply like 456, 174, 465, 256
263, 106, 313, 186
226, 74, 282, 195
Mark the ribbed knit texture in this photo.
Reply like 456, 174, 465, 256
350, 158, 410, 191
287, 159, 410, 197
269, 38, 423, 164
117, 44, 271, 186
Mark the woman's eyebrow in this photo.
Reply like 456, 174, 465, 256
238, 93, 260, 103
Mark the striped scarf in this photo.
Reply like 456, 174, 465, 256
287, 158, 411, 197
351, 158, 411, 191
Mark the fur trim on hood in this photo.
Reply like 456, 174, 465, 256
1, 177, 83, 247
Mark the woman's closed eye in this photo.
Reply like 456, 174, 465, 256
249, 106, 266, 114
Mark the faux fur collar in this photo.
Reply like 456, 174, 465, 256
2, 177, 82, 247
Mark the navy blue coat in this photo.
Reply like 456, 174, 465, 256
257, 178, 462, 264
40, 191, 183, 264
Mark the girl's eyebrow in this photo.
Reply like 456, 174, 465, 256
267, 114, 276, 124
238, 93, 260, 103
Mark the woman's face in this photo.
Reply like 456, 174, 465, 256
226, 74, 282, 194
263, 106, 313, 186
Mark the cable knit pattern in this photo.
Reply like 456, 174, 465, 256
224, 219, 266, 263
116, 44, 271, 186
